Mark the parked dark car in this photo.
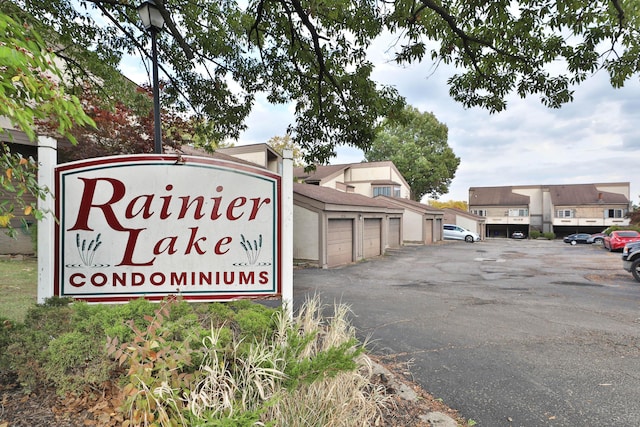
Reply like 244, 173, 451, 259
563, 233, 592, 245
511, 231, 525, 239
603, 230, 640, 252
587, 232, 607, 245
622, 241, 640, 282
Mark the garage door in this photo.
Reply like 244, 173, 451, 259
363, 218, 382, 258
327, 219, 353, 267
425, 219, 433, 244
388, 218, 401, 248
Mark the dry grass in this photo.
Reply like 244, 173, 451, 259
261, 296, 390, 426
182, 296, 390, 425
267, 361, 388, 426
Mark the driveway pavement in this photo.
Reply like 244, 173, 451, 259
293, 239, 640, 426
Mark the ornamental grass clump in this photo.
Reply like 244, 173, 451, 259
4, 294, 389, 426
186, 325, 286, 420
262, 297, 390, 426
112, 296, 389, 426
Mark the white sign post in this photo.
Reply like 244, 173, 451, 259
54, 155, 282, 303
281, 150, 294, 318
37, 136, 57, 303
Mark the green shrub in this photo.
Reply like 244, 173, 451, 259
71, 298, 157, 343
543, 232, 556, 240
529, 230, 541, 239
4, 296, 385, 426
44, 331, 114, 396
606, 225, 640, 234
107, 300, 198, 426
7, 298, 76, 391
234, 303, 277, 340
0, 317, 22, 372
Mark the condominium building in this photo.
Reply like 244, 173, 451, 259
468, 183, 632, 238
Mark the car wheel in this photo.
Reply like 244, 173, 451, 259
594, 238, 603, 245
570, 240, 577, 246
632, 259, 640, 282
465, 235, 474, 243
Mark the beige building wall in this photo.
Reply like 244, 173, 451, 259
323, 174, 344, 190
402, 210, 424, 242
470, 183, 631, 235
228, 152, 264, 167
348, 165, 388, 181
457, 217, 478, 233
293, 205, 319, 260
348, 182, 374, 197
595, 183, 630, 200
345, 164, 411, 198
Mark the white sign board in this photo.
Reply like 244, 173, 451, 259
54, 155, 281, 302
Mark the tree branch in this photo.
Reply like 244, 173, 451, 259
414, 0, 530, 68
86, 0, 194, 60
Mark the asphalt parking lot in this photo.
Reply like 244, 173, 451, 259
293, 238, 640, 426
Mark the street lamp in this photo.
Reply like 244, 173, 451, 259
137, 0, 165, 154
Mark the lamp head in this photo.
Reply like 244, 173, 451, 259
137, 0, 165, 31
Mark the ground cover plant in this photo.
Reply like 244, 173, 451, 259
0, 293, 391, 426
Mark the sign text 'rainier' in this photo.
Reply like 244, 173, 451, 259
55, 155, 281, 302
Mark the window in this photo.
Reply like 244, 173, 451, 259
556, 209, 573, 218
472, 209, 487, 217
509, 208, 529, 217
605, 209, 624, 218
373, 186, 390, 197
373, 185, 401, 198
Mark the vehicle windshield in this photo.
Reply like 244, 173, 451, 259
617, 231, 639, 237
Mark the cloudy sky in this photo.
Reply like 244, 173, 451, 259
235, 38, 640, 205
122, 29, 639, 206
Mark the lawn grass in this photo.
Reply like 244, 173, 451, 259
0, 257, 38, 322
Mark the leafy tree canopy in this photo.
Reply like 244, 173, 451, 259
5, 0, 640, 164
428, 199, 468, 210
267, 134, 304, 167
0, 10, 94, 235
36, 84, 205, 161
365, 106, 459, 201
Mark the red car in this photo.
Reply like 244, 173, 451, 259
603, 230, 640, 252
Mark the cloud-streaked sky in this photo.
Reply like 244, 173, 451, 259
236, 38, 640, 205
122, 30, 639, 206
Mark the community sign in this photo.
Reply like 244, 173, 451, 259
54, 155, 281, 302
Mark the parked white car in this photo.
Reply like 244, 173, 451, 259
443, 224, 481, 243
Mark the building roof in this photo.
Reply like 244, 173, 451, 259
169, 145, 261, 168
293, 161, 410, 188
370, 180, 401, 186
469, 183, 630, 206
294, 183, 401, 209
375, 195, 444, 214
443, 207, 486, 222
1, 129, 32, 145
469, 186, 530, 205
293, 164, 349, 183
217, 144, 281, 160
548, 184, 629, 205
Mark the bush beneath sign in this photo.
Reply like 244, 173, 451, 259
1, 296, 389, 426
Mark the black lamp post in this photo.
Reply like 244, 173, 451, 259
137, 0, 165, 154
